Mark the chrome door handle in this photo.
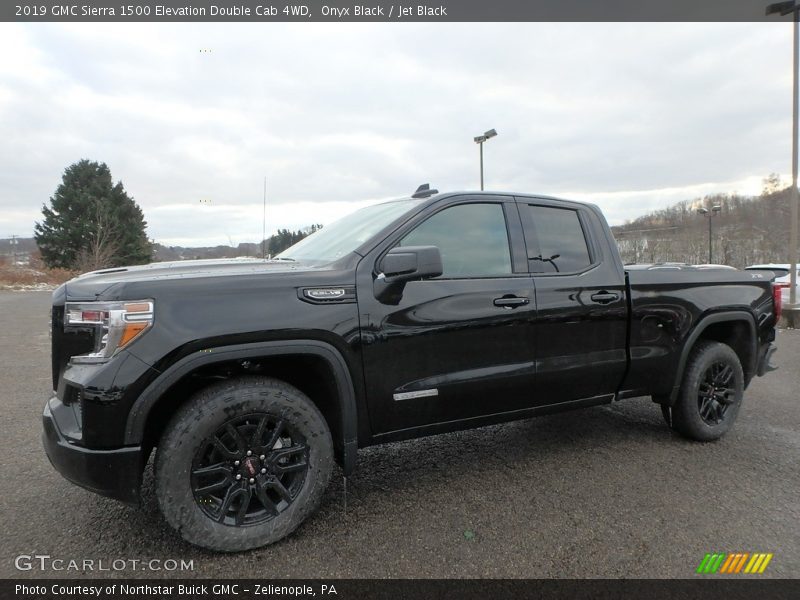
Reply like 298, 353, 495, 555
590, 291, 619, 304
494, 296, 529, 308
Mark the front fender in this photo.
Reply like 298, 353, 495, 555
123, 340, 359, 475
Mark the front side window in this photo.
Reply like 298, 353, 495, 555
398, 203, 512, 278
527, 205, 592, 273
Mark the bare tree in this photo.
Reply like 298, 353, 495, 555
74, 200, 120, 273
762, 173, 783, 195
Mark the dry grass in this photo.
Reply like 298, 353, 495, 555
0, 264, 76, 290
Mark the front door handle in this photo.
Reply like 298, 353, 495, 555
590, 291, 620, 304
494, 296, 529, 308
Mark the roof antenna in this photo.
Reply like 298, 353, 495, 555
412, 183, 438, 199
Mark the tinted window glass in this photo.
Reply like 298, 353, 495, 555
277, 199, 422, 265
399, 203, 512, 278
527, 205, 591, 273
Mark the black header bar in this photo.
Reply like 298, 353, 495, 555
3, 579, 799, 600
3, 0, 797, 23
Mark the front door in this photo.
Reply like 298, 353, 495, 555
357, 197, 538, 436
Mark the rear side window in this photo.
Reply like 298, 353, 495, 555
526, 205, 591, 274
399, 203, 512, 278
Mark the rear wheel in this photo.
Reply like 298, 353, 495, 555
155, 377, 333, 552
671, 341, 744, 441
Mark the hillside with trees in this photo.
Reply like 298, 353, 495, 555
612, 174, 792, 267
26, 161, 793, 274
151, 225, 323, 262
266, 225, 323, 256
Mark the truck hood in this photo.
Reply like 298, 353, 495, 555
63, 258, 321, 299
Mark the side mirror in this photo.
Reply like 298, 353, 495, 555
379, 246, 443, 284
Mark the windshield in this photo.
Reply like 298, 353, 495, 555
275, 199, 421, 265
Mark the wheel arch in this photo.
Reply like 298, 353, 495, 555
125, 340, 359, 475
667, 310, 758, 405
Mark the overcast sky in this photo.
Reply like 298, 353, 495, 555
0, 22, 793, 247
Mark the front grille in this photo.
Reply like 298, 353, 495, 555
51, 304, 64, 391
50, 303, 96, 392
62, 384, 83, 406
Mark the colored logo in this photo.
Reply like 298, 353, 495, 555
696, 552, 773, 574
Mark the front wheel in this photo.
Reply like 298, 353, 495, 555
671, 340, 744, 441
155, 377, 333, 552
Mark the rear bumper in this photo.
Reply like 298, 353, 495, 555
42, 396, 143, 505
756, 342, 778, 377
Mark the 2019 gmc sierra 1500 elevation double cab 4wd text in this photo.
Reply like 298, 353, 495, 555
43, 189, 779, 551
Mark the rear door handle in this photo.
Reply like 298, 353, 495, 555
590, 291, 620, 304
494, 296, 529, 308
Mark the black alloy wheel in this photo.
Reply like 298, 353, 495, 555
670, 340, 744, 441
191, 414, 308, 527
696, 362, 736, 426
155, 377, 333, 552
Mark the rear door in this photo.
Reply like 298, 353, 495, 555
357, 195, 538, 435
517, 198, 628, 406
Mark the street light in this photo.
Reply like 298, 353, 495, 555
696, 205, 722, 263
767, 0, 799, 325
473, 128, 497, 191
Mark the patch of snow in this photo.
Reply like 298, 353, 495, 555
0, 283, 57, 292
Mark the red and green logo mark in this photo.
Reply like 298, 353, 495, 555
697, 552, 773, 574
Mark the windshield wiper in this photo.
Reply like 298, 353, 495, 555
271, 257, 296, 262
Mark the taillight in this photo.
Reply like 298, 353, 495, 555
772, 283, 784, 321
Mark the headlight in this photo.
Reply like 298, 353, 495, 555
64, 300, 154, 363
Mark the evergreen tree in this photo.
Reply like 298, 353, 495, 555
34, 160, 152, 270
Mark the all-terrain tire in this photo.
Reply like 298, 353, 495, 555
155, 377, 333, 552
671, 340, 744, 442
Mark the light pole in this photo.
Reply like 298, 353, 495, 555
473, 128, 497, 190
696, 205, 721, 264
767, 1, 799, 325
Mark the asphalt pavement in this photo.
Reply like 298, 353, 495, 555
1, 291, 798, 579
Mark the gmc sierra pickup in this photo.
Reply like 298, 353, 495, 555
43, 188, 779, 551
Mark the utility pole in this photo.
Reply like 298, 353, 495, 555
9, 234, 19, 265
767, 0, 800, 326
793, 5, 799, 325
262, 176, 267, 259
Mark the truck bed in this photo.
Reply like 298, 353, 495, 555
621, 268, 777, 400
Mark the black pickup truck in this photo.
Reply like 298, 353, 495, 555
43, 189, 779, 551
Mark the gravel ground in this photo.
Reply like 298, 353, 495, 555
1, 290, 798, 579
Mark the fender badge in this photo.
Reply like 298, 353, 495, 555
305, 288, 346, 300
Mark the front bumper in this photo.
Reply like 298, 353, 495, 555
756, 342, 778, 377
42, 396, 143, 505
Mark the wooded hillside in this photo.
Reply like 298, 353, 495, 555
612, 175, 793, 267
